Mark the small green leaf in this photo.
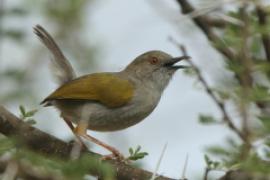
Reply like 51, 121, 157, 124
128, 152, 148, 161
265, 138, 270, 147
129, 148, 134, 155
199, 114, 217, 124
265, 148, 270, 159
206, 146, 230, 157
0, 138, 15, 155
229, 163, 241, 170
258, 116, 270, 131
135, 145, 141, 154
25, 109, 38, 117
136, 152, 148, 158
204, 154, 211, 166
213, 161, 220, 169
19, 105, 26, 116
127, 145, 148, 161
250, 85, 270, 102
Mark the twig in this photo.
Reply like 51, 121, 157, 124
175, 1, 270, 114
238, 6, 252, 152
151, 143, 168, 180
204, 17, 227, 28
203, 167, 210, 180
175, 0, 252, 90
0, 105, 175, 180
175, 0, 235, 60
180, 154, 189, 180
169, 38, 249, 145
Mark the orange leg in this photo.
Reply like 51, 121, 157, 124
62, 116, 88, 151
74, 121, 124, 160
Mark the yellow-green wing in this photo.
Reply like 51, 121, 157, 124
43, 73, 134, 108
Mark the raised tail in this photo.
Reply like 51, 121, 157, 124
33, 24, 76, 85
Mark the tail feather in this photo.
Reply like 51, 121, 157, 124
33, 25, 76, 85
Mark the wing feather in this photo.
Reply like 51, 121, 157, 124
42, 73, 134, 108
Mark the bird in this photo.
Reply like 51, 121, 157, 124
34, 25, 189, 160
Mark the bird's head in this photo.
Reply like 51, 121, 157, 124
124, 50, 189, 90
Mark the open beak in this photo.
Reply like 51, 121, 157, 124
164, 55, 190, 69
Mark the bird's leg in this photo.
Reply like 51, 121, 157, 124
61, 116, 88, 151
74, 121, 125, 160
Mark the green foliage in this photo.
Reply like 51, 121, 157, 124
0, 138, 115, 180
214, 89, 231, 101
265, 137, 270, 147
204, 154, 222, 170
258, 116, 270, 132
250, 85, 270, 102
65, 154, 114, 179
0, 29, 26, 41
225, 60, 244, 75
223, 26, 242, 51
254, 61, 270, 74
128, 145, 148, 161
19, 105, 38, 125
3, 7, 28, 16
205, 137, 270, 176
250, 35, 263, 55
240, 153, 270, 174
199, 114, 217, 125
0, 138, 15, 156
17, 151, 115, 180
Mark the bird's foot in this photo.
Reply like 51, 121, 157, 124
74, 122, 127, 162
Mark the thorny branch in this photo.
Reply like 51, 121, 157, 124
238, 6, 252, 154
0, 106, 254, 180
175, 0, 235, 61
175, 0, 256, 89
169, 38, 250, 146
174, 0, 257, 147
0, 105, 175, 180
204, 17, 227, 28
203, 167, 210, 180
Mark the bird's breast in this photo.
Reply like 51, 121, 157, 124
75, 85, 161, 131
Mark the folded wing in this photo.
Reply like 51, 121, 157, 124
42, 73, 134, 108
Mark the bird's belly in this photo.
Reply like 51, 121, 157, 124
80, 102, 154, 131
54, 90, 160, 132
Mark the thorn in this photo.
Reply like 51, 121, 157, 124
180, 153, 189, 180
150, 142, 168, 180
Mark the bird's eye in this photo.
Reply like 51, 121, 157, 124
149, 57, 159, 65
